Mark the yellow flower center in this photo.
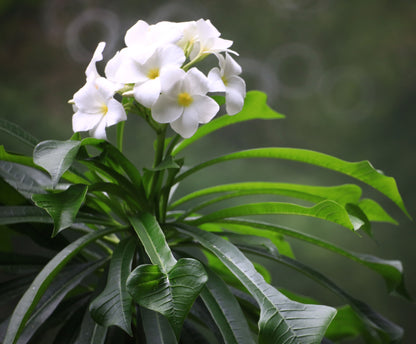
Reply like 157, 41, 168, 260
147, 68, 160, 79
177, 92, 193, 107
101, 104, 108, 115
221, 76, 228, 86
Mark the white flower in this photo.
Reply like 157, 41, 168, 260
151, 68, 220, 138
72, 42, 127, 140
107, 44, 186, 108
208, 53, 246, 115
188, 19, 235, 61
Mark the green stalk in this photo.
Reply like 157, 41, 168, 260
149, 125, 167, 217
116, 121, 125, 152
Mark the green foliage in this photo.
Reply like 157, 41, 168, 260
0, 91, 411, 343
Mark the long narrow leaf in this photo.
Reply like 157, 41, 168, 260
172, 91, 284, 155
18, 260, 105, 344
175, 147, 409, 217
76, 306, 107, 344
219, 219, 410, 299
3, 226, 125, 344
240, 246, 403, 343
90, 237, 137, 336
140, 307, 178, 344
0, 161, 50, 198
175, 224, 336, 344
186, 200, 363, 231
171, 182, 362, 209
201, 268, 255, 344
0, 118, 39, 148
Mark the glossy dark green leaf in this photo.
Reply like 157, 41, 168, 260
172, 91, 284, 155
127, 258, 208, 339
0, 118, 39, 148
3, 226, 125, 344
33, 140, 81, 187
176, 225, 336, 344
18, 260, 104, 344
241, 246, 403, 343
0, 161, 50, 198
141, 307, 178, 344
32, 184, 88, 237
325, 305, 366, 342
222, 219, 410, 299
0, 206, 52, 225
187, 200, 363, 231
128, 213, 176, 272
200, 268, 255, 344
76, 306, 107, 344
175, 147, 409, 217
90, 237, 137, 336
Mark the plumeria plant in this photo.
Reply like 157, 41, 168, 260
0, 19, 411, 344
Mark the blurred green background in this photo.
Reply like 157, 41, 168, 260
1, 0, 415, 342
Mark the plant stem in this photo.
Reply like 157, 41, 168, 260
116, 121, 125, 152
149, 125, 167, 217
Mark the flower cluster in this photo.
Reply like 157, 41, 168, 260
70, 19, 246, 139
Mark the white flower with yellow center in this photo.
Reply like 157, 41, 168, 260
72, 42, 126, 140
151, 68, 220, 138
208, 53, 246, 115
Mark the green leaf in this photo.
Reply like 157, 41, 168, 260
33, 140, 81, 187
241, 246, 403, 343
325, 305, 366, 342
186, 200, 363, 231
0, 145, 35, 167
0, 118, 39, 148
0, 161, 50, 198
220, 219, 410, 299
172, 91, 284, 155
90, 237, 137, 336
3, 226, 125, 344
128, 213, 177, 272
76, 306, 108, 344
140, 307, 178, 344
200, 268, 255, 344
358, 198, 398, 224
32, 184, 88, 237
127, 258, 208, 339
171, 182, 362, 209
176, 225, 336, 344
0, 206, 52, 225
18, 260, 105, 344
175, 147, 409, 217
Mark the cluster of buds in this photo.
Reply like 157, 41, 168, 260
70, 19, 246, 139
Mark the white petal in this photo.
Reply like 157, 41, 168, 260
159, 68, 185, 93
95, 77, 119, 99
192, 95, 220, 123
105, 99, 127, 126
207, 67, 226, 92
223, 53, 242, 77
184, 68, 209, 94
157, 44, 186, 67
105, 48, 142, 83
89, 118, 108, 140
133, 79, 161, 108
225, 76, 246, 115
72, 111, 102, 132
85, 42, 105, 81
73, 82, 104, 113
151, 95, 183, 123
125, 20, 149, 47
170, 108, 199, 138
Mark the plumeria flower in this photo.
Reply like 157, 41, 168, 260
208, 53, 246, 115
72, 42, 126, 140
107, 44, 186, 108
187, 19, 235, 61
151, 68, 220, 138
